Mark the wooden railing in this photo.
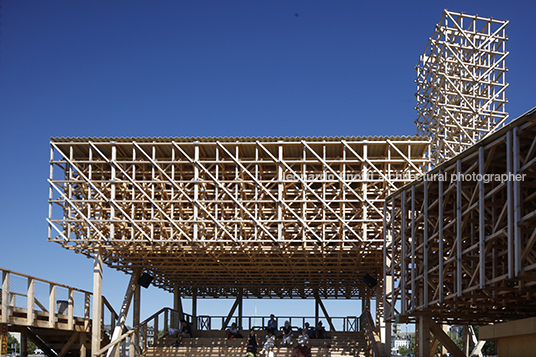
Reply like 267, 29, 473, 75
94, 308, 364, 357
1, 267, 118, 333
194, 314, 361, 332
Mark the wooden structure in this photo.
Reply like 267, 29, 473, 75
384, 107, 536, 354
48, 136, 429, 300
0, 268, 118, 357
415, 10, 509, 166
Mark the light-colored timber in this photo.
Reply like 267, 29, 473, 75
48, 136, 430, 299
415, 10, 509, 166
384, 106, 536, 324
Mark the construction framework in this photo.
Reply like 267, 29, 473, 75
415, 10, 509, 165
384, 107, 536, 325
48, 136, 429, 299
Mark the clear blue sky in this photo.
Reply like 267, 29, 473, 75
1, 0, 535, 327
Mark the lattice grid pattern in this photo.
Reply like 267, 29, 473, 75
48, 137, 429, 298
415, 10, 509, 165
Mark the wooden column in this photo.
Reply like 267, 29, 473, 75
172, 286, 183, 329
192, 290, 197, 331
92, 251, 103, 357
21, 328, 28, 357
238, 295, 243, 330
416, 315, 431, 357
132, 282, 140, 357
1, 271, 9, 324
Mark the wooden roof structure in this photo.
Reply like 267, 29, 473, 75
48, 136, 430, 299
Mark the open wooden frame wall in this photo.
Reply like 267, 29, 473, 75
48, 136, 429, 299
415, 10, 509, 166
384, 107, 536, 325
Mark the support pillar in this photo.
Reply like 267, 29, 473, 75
91, 250, 103, 357
172, 286, 183, 328
238, 295, 243, 329
131, 280, 140, 357
377, 279, 391, 357
314, 295, 320, 327
107, 269, 141, 357
441, 324, 449, 357
462, 325, 470, 356
21, 328, 28, 357
192, 289, 197, 331
417, 316, 431, 357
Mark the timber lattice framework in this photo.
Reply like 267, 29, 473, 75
384, 107, 536, 325
48, 136, 430, 298
415, 10, 509, 166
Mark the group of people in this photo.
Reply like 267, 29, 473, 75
244, 314, 327, 357
166, 314, 327, 357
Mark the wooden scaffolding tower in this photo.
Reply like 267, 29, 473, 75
415, 10, 509, 166
48, 136, 429, 299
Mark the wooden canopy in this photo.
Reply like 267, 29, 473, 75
48, 136, 429, 298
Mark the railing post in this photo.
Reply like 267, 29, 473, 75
68, 288, 74, 330
154, 315, 159, 346
2, 271, 10, 324
48, 284, 56, 328
27, 278, 35, 326
164, 309, 169, 336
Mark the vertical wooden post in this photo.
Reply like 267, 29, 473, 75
478, 148, 486, 289
424, 180, 429, 306
21, 328, 28, 357
507, 130, 514, 279
192, 289, 198, 331
401, 191, 407, 315
132, 282, 140, 357
411, 185, 416, 312
1, 271, 10, 324
238, 294, 243, 330
48, 284, 56, 328
456, 160, 462, 297
92, 250, 103, 357
27, 278, 35, 326
438, 169, 444, 302
68, 288, 74, 330
314, 294, 319, 327
416, 314, 431, 357
513, 127, 521, 276
153, 315, 159, 346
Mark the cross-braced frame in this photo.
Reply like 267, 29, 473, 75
415, 10, 509, 166
385, 108, 536, 325
48, 136, 429, 298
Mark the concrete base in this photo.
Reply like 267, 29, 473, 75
480, 316, 536, 357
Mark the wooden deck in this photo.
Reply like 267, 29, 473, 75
1, 268, 116, 357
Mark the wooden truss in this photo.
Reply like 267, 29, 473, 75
415, 10, 509, 166
384, 107, 536, 324
48, 136, 429, 298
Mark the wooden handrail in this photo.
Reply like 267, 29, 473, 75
0, 268, 92, 295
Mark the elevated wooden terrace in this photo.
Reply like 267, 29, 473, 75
1, 268, 118, 357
